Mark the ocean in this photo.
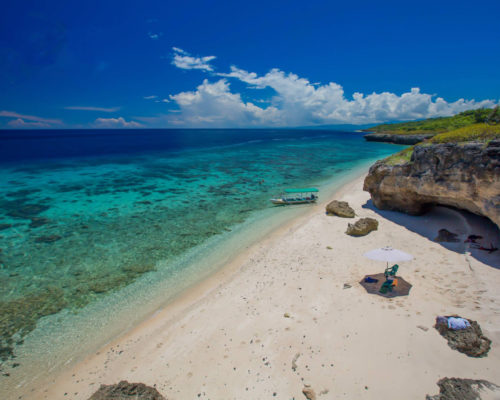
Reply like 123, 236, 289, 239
0, 128, 400, 394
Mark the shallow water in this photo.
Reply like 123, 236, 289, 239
0, 129, 400, 393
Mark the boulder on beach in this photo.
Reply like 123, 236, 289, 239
88, 380, 166, 400
426, 377, 500, 400
325, 200, 355, 218
346, 217, 378, 236
434, 229, 460, 243
435, 317, 491, 357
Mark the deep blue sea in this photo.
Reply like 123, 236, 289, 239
0, 128, 400, 393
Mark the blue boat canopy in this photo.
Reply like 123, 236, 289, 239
284, 188, 319, 193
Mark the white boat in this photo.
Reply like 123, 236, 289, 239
270, 188, 319, 205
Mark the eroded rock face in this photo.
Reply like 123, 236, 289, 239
325, 200, 355, 218
363, 140, 500, 229
88, 380, 165, 400
426, 378, 500, 400
345, 217, 378, 236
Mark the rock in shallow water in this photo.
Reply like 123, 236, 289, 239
325, 200, 355, 218
88, 380, 166, 400
345, 217, 378, 236
34, 234, 62, 243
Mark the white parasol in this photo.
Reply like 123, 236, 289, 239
363, 246, 413, 268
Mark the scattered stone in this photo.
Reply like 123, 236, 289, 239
325, 200, 355, 218
291, 353, 300, 371
302, 385, 317, 400
346, 218, 378, 237
29, 217, 51, 228
0, 224, 12, 231
434, 229, 460, 243
326, 246, 332, 250
435, 318, 491, 357
35, 235, 62, 243
283, 312, 291, 318
88, 380, 166, 400
343, 283, 352, 289
426, 377, 500, 400
417, 325, 429, 332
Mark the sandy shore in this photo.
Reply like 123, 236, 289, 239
28, 174, 500, 399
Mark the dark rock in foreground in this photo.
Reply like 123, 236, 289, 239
435, 318, 491, 357
346, 217, 378, 236
364, 133, 434, 145
426, 377, 500, 400
325, 200, 355, 218
364, 140, 500, 229
88, 380, 166, 400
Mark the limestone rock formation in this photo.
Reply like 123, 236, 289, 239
364, 140, 500, 229
345, 218, 378, 236
325, 200, 355, 218
434, 318, 491, 357
363, 133, 434, 145
88, 380, 165, 400
426, 378, 500, 400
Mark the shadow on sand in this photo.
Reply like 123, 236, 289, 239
362, 200, 500, 269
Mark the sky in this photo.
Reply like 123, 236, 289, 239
0, 0, 499, 129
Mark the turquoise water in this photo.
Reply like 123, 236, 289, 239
0, 129, 400, 392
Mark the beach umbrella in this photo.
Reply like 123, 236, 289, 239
363, 246, 413, 268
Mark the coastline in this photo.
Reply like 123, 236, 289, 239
10, 170, 500, 399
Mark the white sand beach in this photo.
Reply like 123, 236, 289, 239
31, 174, 500, 400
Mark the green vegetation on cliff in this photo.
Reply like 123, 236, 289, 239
382, 123, 500, 165
429, 123, 500, 143
366, 107, 499, 135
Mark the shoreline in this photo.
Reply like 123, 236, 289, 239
4, 166, 370, 399
11, 171, 500, 399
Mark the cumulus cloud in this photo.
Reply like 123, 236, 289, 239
144, 95, 158, 100
167, 53, 498, 127
172, 47, 216, 72
168, 79, 280, 127
93, 117, 142, 128
0, 110, 62, 125
65, 106, 120, 112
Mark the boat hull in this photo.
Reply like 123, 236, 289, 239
270, 198, 317, 205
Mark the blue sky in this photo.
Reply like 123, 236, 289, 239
1, 0, 499, 129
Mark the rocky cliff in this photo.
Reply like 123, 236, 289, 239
363, 140, 500, 229
363, 133, 434, 145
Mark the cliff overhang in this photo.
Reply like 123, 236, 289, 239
363, 140, 500, 229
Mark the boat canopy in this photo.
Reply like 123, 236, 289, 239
284, 188, 319, 193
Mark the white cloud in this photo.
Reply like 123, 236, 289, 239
65, 106, 120, 112
93, 117, 142, 128
168, 79, 280, 127
161, 98, 170, 103
148, 32, 161, 40
7, 118, 51, 128
0, 110, 62, 125
144, 95, 158, 100
167, 57, 498, 127
172, 47, 216, 72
